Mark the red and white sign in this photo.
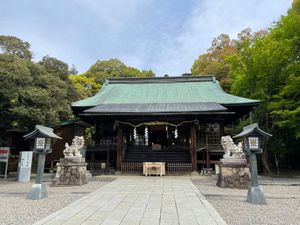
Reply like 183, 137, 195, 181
0, 147, 9, 162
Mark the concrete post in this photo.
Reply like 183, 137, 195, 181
27, 152, 48, 200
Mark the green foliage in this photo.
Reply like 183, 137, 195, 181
85, 59, 155, 84
0, 35, 32, 60
269, 74, 300, 138
0, 36, 77, 144
225, 0, 300, 171
69, 73, 101, 99
0, 36, 156, 145
71, 59, 155, 99
192, 0, 300, 171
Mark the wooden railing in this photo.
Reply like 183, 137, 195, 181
121, 162, 192, 175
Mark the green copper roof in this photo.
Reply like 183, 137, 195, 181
72, 76, 259, 108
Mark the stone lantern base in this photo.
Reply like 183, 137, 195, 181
52, 158, 88, 186
27, 183, 48, 200
217, 159, 250, 189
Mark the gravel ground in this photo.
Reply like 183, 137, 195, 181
1, 174, 299, 225
192, 176, 300, 225
0, 175, 116, 225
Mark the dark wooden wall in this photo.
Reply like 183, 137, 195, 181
45, 124, 85, 168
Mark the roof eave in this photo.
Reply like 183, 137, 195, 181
222, 102, 260, 107
79, 111, 235, 116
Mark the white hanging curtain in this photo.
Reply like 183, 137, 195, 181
145, 126, 148, 145
174, 127, 178, 139
133, 127, 137, 139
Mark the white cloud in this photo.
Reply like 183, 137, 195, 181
145, 0, 292, 76
0, 0, 292, 76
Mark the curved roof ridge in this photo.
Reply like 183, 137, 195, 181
107, 75, 216, 84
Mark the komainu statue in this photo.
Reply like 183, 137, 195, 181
63, 136, 85, 158
221, 136, 244, 159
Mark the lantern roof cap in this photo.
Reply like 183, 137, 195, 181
24, 125, 62, 139
233, 123, 272, 139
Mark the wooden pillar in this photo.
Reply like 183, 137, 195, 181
206, 147, 210, 169
91, 151, 95, 163
219, 119, 225, 137
190, 124, 197, 171
106, 143, 110, 165
116, 127, 123, 171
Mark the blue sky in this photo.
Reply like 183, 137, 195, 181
0, 0, 293, 76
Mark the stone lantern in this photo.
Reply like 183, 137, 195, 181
233, 123, 272, 204
24, 125, 62, 200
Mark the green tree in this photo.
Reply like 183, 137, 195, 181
268, 0, 300, 139
191, 34, 237, 92
85, 59, 155, 84
71, 59, 155, 99
69, 73, 101, 99
228, 0, 300, 173
0, 36, 77, 144
269, 75, 300, 138
0, 35, 32, 60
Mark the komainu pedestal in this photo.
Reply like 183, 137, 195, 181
52, 158, 88, 185
52, 136, 88, 186
217, 136, 250, 189
217, 160, 250, 189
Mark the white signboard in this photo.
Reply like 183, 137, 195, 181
18, 151, 33, 182
20, 151, 33, 168
0, 147, 9, 180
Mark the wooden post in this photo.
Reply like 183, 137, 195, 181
219, 119, 225, 137
116, 127, 123, 171
91, 150, 95, 163
206, 135, 210, 169
106, 143, 110, 165
190, 124, 197, 171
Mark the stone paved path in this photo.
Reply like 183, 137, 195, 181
34, 176, 227, 225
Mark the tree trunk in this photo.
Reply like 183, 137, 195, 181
261, 142, 271, 175
274, 153, 279, 175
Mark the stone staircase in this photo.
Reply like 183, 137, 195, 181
124, 146, 191, 163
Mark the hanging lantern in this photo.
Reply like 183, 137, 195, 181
133, 127, 137, 140
174, 127, 178, 139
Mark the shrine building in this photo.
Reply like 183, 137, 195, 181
71, 75, 259, 174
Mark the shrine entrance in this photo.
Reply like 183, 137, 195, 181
114, 120, 198, 174
125, 124, 190, 151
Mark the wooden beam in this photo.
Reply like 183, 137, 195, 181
190, 124, 197, 171
116, 127, 123, 171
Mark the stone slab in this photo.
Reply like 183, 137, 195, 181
34, 176, 227, 225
